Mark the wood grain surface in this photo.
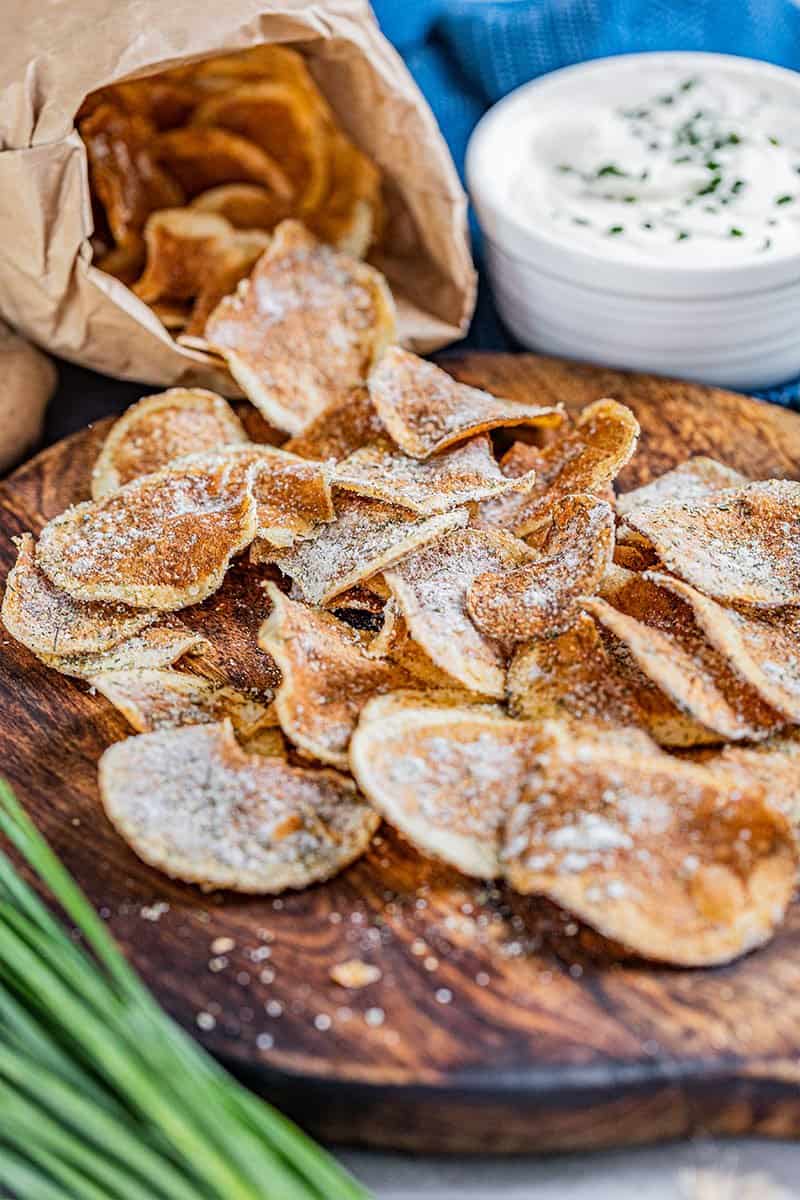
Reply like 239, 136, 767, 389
2, 352, 800, 1154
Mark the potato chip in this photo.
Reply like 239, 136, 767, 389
305, 130, 383, 257
37, 459, 258, 611
369, 347, 562, 460
383, 528, 533, 698
584, 568, 785, 741
2, 534, 158, 657
259, 583, 414, 768
132, 210, 236, 304
476, 399, 639, 536
332, 434, 538, 516
204, 221, 396, 435
507, 613, 720, 748
185, 46, 326, 104
82, 78, 200, 130
184, 231, 272, 337
99, 720, 379, 892
96, 240, 147, 285
701, 731, 800, 826
91, 667, 270, 736
621, 480, 800, 608
350, 693, 534, 878
263, 494, 467, 607
155, 127, 293, 202
190, 183, 292, 230
80, 103, 184, 251
467, 495, 614, 643
149, 301, 191, 330
38, 624, 207, 678
616, 456, 748, 518
91, 388, 249, 499
649, 572, 800, 724
283, 387, 384, 462
192, 81, 330, 212
503, 721, 796, 966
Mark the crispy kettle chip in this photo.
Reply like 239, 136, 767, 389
584, 568, 785, 742
259, 583, 414, 768
467, 495, 614, 643
91, 388, 249, 499
190, 183, 292, 230
2, 534, 157, 657
369, 347, 562, 460
99, 720, 379, 893
155, 127, 293, 201
38, 624, 208, 678
350, 693, 534, 878
383, 528, 533, 698
205, 221, 395, 435
264, 495, 467, 606
616, 456, 748, 518
477, 399, 639, 536
184, 230, 272, 338
305, 130, 383, 258
621, 480, 800, 608
91, 667, 271, 736
332, 434, 538, 516
504, 721, 796, 966
507, 613, 720, 748
283, 388, 384, 462
132, 210, 236, 304
701, 731, 800, 826
185, 45, 326, 101
37, 459, 258, 611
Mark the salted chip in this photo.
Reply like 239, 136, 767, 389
184, 231, 272, 338
264, 495, 467, 607
132, 210, 236, 304
37, 459, 258, 611
305, 130, 383, 257
383, 528, 533, 698
649, 572, 800, 724
155, 127, 293, 201
259, 584, 414, 768
332, 434, 538, 516
503, 722, 796, 966
204, 221, 396, 435
621, 480, 800, 609
350, 693, 535, 878
190, 183, 292, 230
467, 495, 614, 643
185, 45, 327, 103
99, 720, 379, 893
91, 388, 249, 499
82, 78, 200, 130
616, 456, 748, 518
507, 613, 720, 748
701, 732, 800, 826
1, 533, 158, 657
369, 347, 562, 460
38, 624, 207, 679
584, 568, 785, 742
476, 399, 639, 536
90, 667, 271, 736
283, 388, 384, 462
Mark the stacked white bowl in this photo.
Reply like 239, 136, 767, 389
467, 52, 800, 391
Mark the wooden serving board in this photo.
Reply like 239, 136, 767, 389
3, 352, 800, 1154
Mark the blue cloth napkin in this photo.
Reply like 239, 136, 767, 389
372, 0, 800, 406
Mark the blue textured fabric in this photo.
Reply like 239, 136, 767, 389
371, 0, 800, 407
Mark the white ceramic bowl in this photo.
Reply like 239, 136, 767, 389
466, 52, 800, 391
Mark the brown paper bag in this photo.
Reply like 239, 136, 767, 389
0, 0, 475, 391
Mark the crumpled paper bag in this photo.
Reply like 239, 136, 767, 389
0, 0, 475, 391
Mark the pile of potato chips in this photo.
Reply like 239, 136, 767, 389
78, 45, 384, 336
4, 216, 800, 970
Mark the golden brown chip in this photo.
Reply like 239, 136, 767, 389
383, 528, 533, 698
584, 568, 785, 742
155, 127, 293, 201
1, 534, 158, 657
192, 81, 330, 212
91, 667, 270, 736
504, 721, 796, 966
507, 613, 720, 748
185, 46, 326, 103
621, 480, 800, 609
262, 494, 467, 607
700, 731, 800, 826
91, 389, 249, 499
350, 693, 534, 878
190, 183, 292, 230
37, 624, 207, 678
132, 210, 236, 305
99, 720, 379, 892
369, 347, 562, 460
204, 221, 396, 435
332, 434, 538, 516
80, 103, 185, 250
149, 300, 191, 330
184, 231, 272, 338
259, 583, 415, 768
616, 456, 748, 518
305, 130, 382, 257
83, 78, 200, 129
283, 387, 384, 462
96, 240, 147, 285
37, 459, 258, 611
467, 495, 614, 643
476, 399, 639, 536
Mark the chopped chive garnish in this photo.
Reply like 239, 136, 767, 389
776, 194, 794, 205
607, 225, 624, 235
596, 164, 626, 177
676, 230, 690, 241
729, 227, 744, 237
